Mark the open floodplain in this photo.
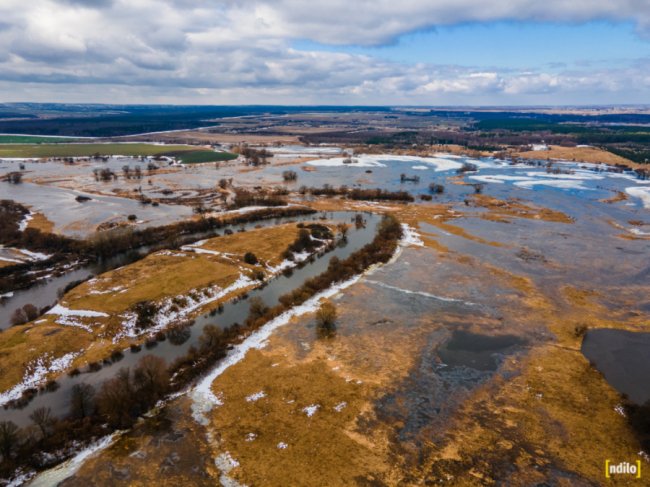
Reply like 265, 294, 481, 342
0, 139, 649, 486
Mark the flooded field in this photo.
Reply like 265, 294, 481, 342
1, 147, 649, 485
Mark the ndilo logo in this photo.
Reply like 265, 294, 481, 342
605, 460, 641, 479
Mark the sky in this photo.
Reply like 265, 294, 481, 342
0, 0, 649, 106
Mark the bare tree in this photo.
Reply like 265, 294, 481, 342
69, 383, 96, 420
29, 407, 54, 439
0, 421, 19, 460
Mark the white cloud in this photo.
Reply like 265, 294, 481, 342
0, 0, 648, 103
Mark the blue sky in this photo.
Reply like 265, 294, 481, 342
0, 1, 649, 105
293, 21, 648, 71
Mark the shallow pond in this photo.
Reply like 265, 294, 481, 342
582, 328, 650, 405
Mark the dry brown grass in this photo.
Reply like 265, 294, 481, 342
26, 212, 55, 233
600, 191, 629, 204
199, 223, 301, 267
516, 145, 640, 169
469, 194, 574, 224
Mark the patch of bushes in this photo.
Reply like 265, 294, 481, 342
282, 170, 298, 181
132, 301, 158, 330
300, 185, 413, 202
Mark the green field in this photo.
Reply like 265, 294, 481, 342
164, 150, 238, 163
0, 143, 203, 158
0, 135, 82, 144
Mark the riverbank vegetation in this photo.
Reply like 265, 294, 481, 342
300, 185, 414, 202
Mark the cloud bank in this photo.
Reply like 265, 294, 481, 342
0, 0, 648, 104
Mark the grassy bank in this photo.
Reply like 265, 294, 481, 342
0, 143, 194, 158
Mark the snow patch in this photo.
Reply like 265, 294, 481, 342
245, 391, 266, 402
400, 224, 424, 247
0, 352, 78, 407
46, 305, 108, 318
18, 212, 33, 232
302, 404, 320, 417
513, 179, 590, 190
151, 274, 255, 333
28, 433, 121, 487
277, 442, 288, 450
333, 401, 347, 412
626, 187, 650, 208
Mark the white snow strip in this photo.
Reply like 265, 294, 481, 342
513, 179, 590, 190
400, 224, 424, 247
307, 154, 480, 172
333, 401, 347, 412
411, 165, 429, 170
28, 433, 121, 487
524, 171, 603, 181
0, 256, 23, 264
0, 292, 14, 299
0, 352, 78, 407
180, 246, 222, 256
302, 404, 320, 417
215, 452, 239, 473
88, 285, 125, 295
46, 305, 108, 318
17, 249, 51, 261
156, 250, 187, 257
152, 274, 255, 332
245, 391, 266, 402
626, 187, 650, 209
18, 212, 33, 232
307, 156, 386, 168
469, 175, 532, 184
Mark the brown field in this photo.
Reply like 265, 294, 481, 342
516, 145, 639, 169
26, 212, 55, 233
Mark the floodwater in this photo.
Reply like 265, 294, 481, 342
2, 150, 650, 484
3, 152, 648, 237
582, 329, 650, 404
1, 181, 192, 237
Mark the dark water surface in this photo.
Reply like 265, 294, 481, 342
582, 328, 650, 405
